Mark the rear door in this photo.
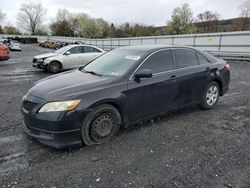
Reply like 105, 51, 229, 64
83, 46, 103, 64
127, 49, 178, 122
173, 48, 211, 107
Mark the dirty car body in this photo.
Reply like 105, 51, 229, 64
22, 45, 230, 148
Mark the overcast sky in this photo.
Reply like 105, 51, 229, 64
0, 0, 246, 27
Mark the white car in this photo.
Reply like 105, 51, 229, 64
32, 44, 105, 73
9, 41, 22, 51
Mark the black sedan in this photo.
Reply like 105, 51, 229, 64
21, 45, 230, 148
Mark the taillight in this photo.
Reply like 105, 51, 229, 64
225, 64, 230, 70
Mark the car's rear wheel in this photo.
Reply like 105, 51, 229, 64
200, 81, 220, 109
48, 61, 61, 73
81, 104, 121, 146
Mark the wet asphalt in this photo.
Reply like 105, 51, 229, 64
0, 44, 249, 188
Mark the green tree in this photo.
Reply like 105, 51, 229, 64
0, 9, 5, 33
109, 23, 117, 37
50, 20, 74, 36
50, 9, 75, 36
95, 18, 109, 38
0, 25, 3, 34
165, 3, 196, 35
3, 25, 21, 35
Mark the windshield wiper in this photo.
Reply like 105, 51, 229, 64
82, 69, 103, 76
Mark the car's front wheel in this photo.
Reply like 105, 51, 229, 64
81, 104, 121, 146
48, 61, 62, 73
200, 81, 220, 109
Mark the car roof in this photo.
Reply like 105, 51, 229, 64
67, 44, 97, 48
67, 44, 104, 51
116, 45, 196, 52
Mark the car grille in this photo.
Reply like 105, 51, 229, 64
23, 100, 38, 112
33, 58, 37, 63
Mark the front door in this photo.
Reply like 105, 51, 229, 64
127, 49, 178, 122
63, 46, 84, 69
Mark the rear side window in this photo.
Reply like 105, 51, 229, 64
197, 53, 210, 64
84, 46, 101, 53
174, 49, 199, 68
139, 50, 174, 74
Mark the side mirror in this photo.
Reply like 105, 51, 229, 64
65, 51, 71, 55
134, 69, 152, 80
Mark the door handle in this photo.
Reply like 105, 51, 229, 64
205, 67, 210, 71
171, 75, 177, 82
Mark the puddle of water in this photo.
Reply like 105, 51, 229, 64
0, 135, 22, 144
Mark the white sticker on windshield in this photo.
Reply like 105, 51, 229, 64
124, 55, 141, 61
111, 72, 119, 76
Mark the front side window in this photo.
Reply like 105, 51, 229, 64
174, 49, 199, 68
68, 46, 82, 54
139, 50, 174, 74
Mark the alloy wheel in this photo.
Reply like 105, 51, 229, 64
206, 85, 219, 106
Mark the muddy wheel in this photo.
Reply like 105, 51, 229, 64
81, 104, 121, 146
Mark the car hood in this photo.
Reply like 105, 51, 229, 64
27, 69, 114, 101
34, 53, 57, 59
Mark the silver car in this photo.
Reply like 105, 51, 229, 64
32, 44, 105, 73
9, 41, 22, 51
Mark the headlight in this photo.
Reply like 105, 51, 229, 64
39, 100, 81, 112
44, 58, 50, 63
37, 59, 44, 63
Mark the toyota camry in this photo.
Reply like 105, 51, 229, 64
22, 45, 230, 148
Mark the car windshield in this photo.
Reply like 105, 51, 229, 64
54, 46, 71, 54
82, 49, 145, 77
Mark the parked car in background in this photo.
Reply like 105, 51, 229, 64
47, 42, 57, 49
9, 41, 22, 51
40, 41, 50, 48
0, 37, 7, 44
32, 44, 105, 73
22, 45, 230, 148
0, 43, 9, 60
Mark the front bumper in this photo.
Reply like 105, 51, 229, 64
22, 95, 90, 148
0, 55, 9, 61
22, 120, 82, 148
32, 59, 46, 69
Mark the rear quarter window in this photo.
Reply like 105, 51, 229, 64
197, 53, 210, 64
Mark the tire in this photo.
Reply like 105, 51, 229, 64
200, 81, 220, 110
48, 61, 62, 73
81, 104, 121, 146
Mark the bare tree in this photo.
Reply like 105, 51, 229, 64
238, 0, 250, 30
0, 9, 5, 22
17, 3, 47, 35
197, 11, 220, 32
56, 8, 72, 22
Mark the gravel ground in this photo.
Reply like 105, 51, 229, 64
0, 44, 249, 188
